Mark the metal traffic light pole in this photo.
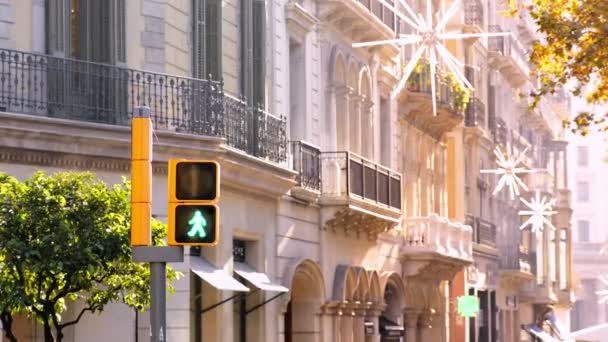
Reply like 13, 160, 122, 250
131, 107, 183, 342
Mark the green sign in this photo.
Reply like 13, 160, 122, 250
187, 210, 208, 238
457, 295, 480, 318
173, 204, 218, 245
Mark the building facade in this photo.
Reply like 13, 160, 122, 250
568, 100, 608, 338
0, 0, 572, 341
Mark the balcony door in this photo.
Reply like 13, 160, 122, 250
46, 0, 126, 124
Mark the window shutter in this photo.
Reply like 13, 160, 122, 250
240, 0, 254, 103
205, 0, 222, 80
114, 0, 126, 64
47, 0, 70, 56
193, 0, 207, 79
252, 0, 265, 108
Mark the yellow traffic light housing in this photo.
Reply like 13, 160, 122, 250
168, 160, 220, 246
131, 109, 153, 246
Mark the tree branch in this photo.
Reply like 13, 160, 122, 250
58, 306, 95, 329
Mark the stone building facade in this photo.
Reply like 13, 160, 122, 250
0, 0, 572, 341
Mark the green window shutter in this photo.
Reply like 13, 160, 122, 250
47, 0, 70, 56
252, 0, 265, 108
205, 0, 222, 81
193, 0, 207, 79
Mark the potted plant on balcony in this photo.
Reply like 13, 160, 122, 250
444, 73, 471, 114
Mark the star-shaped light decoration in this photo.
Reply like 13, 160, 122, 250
596, 275, 608, 304
352, 0, 508, 115
480, 143, 536, 201
518, 190, 557, 233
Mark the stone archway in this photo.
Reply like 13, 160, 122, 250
285, 259, 326, 342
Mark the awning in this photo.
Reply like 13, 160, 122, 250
570, 323, 608, 340
521, 324, 560, 342
191, 257, 249, 292
379, 316, 404, 338
233, 262, 289, 292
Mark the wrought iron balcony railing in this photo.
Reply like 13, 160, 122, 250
320, 151, 401, 211
290, 141, 321, 191
465, 97, 486, 127
406, 61, 470, 115
467, 214, 497, 247
356, 0, 396, 31
0, 48, 287, 163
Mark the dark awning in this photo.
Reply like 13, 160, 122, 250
379, 316, 404, 338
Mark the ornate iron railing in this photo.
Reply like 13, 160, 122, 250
467, 215, 497, 246
320, 151, 401, 210
291, 141, 321, 191
465, 0, 483, 26
465, 97, 486, 127
0, 48, 287, 163
356, 0, 396, 30
406, 61, 470, 115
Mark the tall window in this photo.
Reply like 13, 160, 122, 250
577, 181, 590, 202
240, 0, 266, 107
193, 0, 222, 80
577, 146, 589, 167
578, 220, 590, 242
47, 0, 125, 64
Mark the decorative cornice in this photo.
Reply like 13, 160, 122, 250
323, 207, 398, 241
0, 147, 168, 175
286, 2, 318, 43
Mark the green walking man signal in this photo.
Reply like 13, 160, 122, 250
168, 160, 220, 246
187, 210, 207, 238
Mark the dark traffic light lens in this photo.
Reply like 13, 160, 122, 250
176, 162, 217, 201
174, 205, 217, 244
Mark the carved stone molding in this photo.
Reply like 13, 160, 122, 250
323, 208, 397, 241
0, 146, 169, 175
286, 2, 318, 43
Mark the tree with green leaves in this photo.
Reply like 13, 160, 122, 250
511, 0, 608, 135
0, 171, 180, 342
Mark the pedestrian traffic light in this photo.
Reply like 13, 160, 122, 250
168, 160, 220, 246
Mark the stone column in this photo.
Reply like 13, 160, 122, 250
335, 86, 351, 151
404, 309, 419, 342
353, 304, 366, 342
361, 99, 374, 160
340, 303, 355, 342
365, 305, 383, 342
417, 310, 434, 342
350, 94, 362, 154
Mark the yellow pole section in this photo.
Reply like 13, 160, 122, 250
131, 107, 153, 246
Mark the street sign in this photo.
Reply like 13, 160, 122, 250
457, 295, 480, 318
168, 160, 220, 246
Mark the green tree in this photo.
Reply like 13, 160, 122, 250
514, 0, 608, 135
0, 172, 180, 342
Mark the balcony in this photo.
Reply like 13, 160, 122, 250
399, 62, 469, 139
464, 97, 486, 128
320, 151, 402, 239
466, 215, 497, 248
464, 0, 484, 33
488, 28, 531, 86
402, 214, 473, 262
290, 141, 321, 201
524, 169, 555, 195
499, 242, 535, 290
318, 0, 398, 57
0, 48, 287, 164
492, 117, 509, 146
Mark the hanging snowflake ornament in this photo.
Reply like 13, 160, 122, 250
596, 275, 608, 304
352, 0, 508, 115
481, 143, 536, 200
518, 190, 557, 233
